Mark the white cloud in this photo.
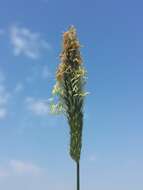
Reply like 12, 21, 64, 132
10, 25, 50, 59
26, 97, 49, 116
0, 160, 42, 177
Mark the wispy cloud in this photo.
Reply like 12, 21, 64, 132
14, 82, 24, 93
10, 25, 51, 59
0, 86, 10, 105
0, 160, 42, 177
10, 160, 41, 175
0, 108, 7, 119
26, 65, 52, 84
26, 97, 50, 116
0, 71, 10, 120
0, 170, 9, 177
0, 29, 5, 35
42, 0, 49, 4
89, 155, 96, 162
0, 70, 5, 82
42, 66, 52, 79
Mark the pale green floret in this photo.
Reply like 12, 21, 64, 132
49, 101, 64, 115
52, 83, 63, 95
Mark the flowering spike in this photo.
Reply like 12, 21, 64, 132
51, 26, 87, 163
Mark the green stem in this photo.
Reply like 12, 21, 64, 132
77, 161, 80, 190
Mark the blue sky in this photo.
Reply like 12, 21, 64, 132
0, 0, 143, 189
